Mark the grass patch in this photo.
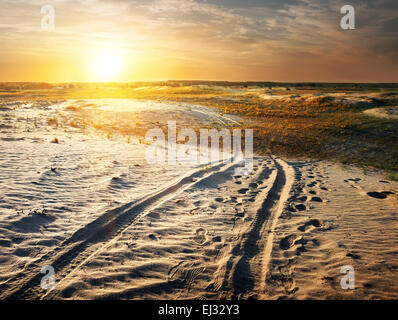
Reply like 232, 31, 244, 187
388, 172, 398, 182
3, 84, 398, 175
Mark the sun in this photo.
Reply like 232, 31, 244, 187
92, 50, 122, 81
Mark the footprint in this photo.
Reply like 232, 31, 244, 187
194, 228, 207, 244
249, 183, 258, 189
294, 204, 307, 211
382, 191, 395, 195
235, 207, 245, 217
309, 190, 317, 195
366, 192, 387, 199
296, 244, 308, 255
297, 196, 307, 202
346, 252, 361, 260
311, 238, 321, 246
175, 199, 185, 206
280, 234, 300, 250
310, 196, 323, 202
238, 188, 249, 194
235, 181, 242, 185
286, 205, 296, 212
215, 197, 224, 203
321, 276, 337, 289
148, 234, 158, 241
298, 219, 323, 232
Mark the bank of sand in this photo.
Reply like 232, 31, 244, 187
0, 99, 397, 299
36, 158, 396, 300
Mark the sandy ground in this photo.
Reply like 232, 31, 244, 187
37, 158, 397, 300
363, 107, 398, 119
0, 98, 397, 300
260, 91, 380, 109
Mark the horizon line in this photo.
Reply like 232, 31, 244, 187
1, 81, 398, 85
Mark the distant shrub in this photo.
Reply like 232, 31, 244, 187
64, 105, 82, 111
388, 172, 398, 182
47, 116, 58, 126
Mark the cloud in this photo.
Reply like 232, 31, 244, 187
0, 0, 397, 81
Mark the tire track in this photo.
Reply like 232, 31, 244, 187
208, 157, 294, 299
2, 159, 237, 300
188, 105, 242, 127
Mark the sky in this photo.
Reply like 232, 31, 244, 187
0, 0, 397, 82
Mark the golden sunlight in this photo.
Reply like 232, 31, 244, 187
92, 50, 122, 81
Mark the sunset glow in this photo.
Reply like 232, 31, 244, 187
0, 0, 398, 303
92, 50, 122, 81
0, 0, 397, 82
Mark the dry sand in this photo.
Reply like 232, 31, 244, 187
363, 107, 398, 119
38, 158, 396, 300
0, 99, 397, 300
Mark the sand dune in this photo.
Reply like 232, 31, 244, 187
31, 158, 396, 300
363, 107, 398, 119
3, 156, 396, 300
0, 98, 397, 300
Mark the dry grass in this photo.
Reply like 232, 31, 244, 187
388, 172, 398, 182
213, 94, 398, 174
2, 84, 397, 176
